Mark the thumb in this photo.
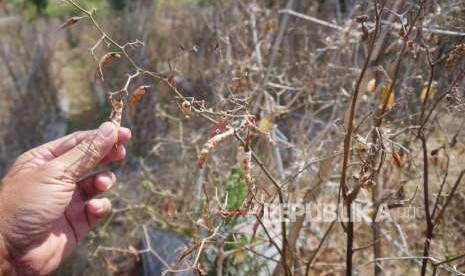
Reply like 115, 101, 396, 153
52, 122, 118, 182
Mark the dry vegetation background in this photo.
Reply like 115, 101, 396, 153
1, 0, 465, 275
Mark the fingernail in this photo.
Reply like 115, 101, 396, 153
121, 127, 131, 135
103, 172, 116, 190
98, 122, 116, 138
93, 200, 104, 212
122, 127, 132, 139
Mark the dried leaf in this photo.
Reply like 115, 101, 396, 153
379, 84, 395, 110
128, 246, 140, 262
180, 101, 191, 118
129, 85, 150, 112
420, 81, 438, 103
366, 78, 377, 93
162, 198, 175, 218
264, 18, 278, 33
110, 97, 124, 127
57, 16, 81, 31
233, 249, 246, 264
446, 53, 456, 70
95, 52, 121, 81
366, 208, 376, 220
151, 143, 162, 156
257, 116, 273, 133
392, 152, 403, 167
355, 15, 369, 23
101, 256, 119, 273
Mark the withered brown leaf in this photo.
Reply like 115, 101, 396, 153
95, 52, 121, 81
128, 246, 140, 262
110, 97, 124, 127
129, 85, 150, 112
57, 16, 82, 31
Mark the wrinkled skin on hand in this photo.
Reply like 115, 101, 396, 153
0, 122, 131, 275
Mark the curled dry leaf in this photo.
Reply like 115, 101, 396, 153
355, 15, 369, 23
420, 81, 438, 103
366, 78, 377, 93
101, 256, 119, 273
264, 18, 278, 34
180, 101, 191, 118
197, 128, 236, 168
219, 209, 246, 219
366, 208, 376, 220
446, 53, 456, 70
110, 97, 124, 127
257, 116, 273, 133
129, 85, 150, 112
392, 152, 403, 167
95, 52, 121, 81
379, 84, 395, 110
233, 249, 246, 264
128, 246, 140, 262
57, 16, 82, 31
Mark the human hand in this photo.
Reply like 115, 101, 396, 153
0, 122, 131, 275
